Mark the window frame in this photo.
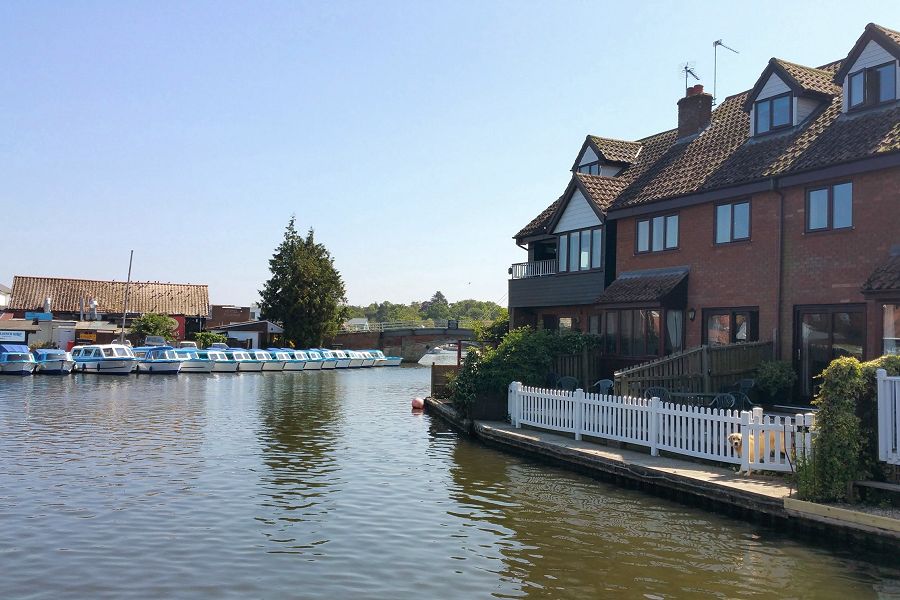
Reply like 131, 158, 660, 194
847, 61, 897, 111
598, 308, 678, 358
556, 227, 605, 273
754, 92, 793, 135
702, 307, 760, 345
577, 161, 601, 175
635, 213, 679, 254
805, 181, 853, 233
714, 200, 751, 244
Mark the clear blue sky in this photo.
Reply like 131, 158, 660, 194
2, 1, 897, 306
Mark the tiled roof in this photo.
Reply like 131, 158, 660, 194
10, 276, 210, 316
774, 59, 841, 97
874, 23, 900, 47
862, 255, 900, 294
514, 174, 628, 239
589, 136, 642, 164
596, 267, 689, 304
514, 196, 564, 238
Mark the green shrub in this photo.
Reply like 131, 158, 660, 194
857, 355, 900, 479
796, 357, 863, 501
192, 331, 228, 349
755, 360, 797, 401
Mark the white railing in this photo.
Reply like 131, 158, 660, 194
877, 368, 900, 465
509, 259, 558, 279
508, 382, 815, 473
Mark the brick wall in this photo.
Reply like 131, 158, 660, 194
208, 305, 250, 329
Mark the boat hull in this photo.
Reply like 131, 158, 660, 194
237, 361, 264, 372
35, 359, 75, 375
136, 360, 182, 374
336, 359, 351, 369
0, 362, 35, 375
75, 359, 135, 375
179, 360, 215, 373
211, 361, 239, 373
304, 360, 323, 370
321, 360, 337, 369
261, 361, 285, 372
282, 361, 305, 371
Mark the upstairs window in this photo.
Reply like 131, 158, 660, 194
715, 201, 750, 244
754, 92, 792, 134
578, 161, 601, 175
558, 228, 603, 272
636, 214, 678, 253
848, 62, 897, 109
806, 182, 853, 231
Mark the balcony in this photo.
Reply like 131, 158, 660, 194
509, 259, 558, 279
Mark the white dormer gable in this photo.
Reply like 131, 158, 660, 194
842, 40, 899, 113
577, 146, 599, 167
757, 73, 790, 100
552, 190, 601, 233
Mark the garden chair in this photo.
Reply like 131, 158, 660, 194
707, 392, 736, 410
593, 379, 614, 395
730, 391, 756, 412
642, 386, 670, 403
557, 376, 579, 391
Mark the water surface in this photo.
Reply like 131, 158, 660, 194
0, 368, 897, 598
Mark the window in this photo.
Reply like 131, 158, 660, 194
636, 214, 678, 253
715, 201, 750, 243
806, 182, 852, 231
884, 304, 900, 355
557, 228, 604, 272
665, 310, 684, 355
578, 161, 601, 175
604, 311, 618, 353
703, 309, 759, 346
559, 317, 573, 331
848, 62, 897, 109
589, 315, 601, 335
754, 92, 792, 134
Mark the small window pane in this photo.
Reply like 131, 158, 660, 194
665, 215, 679, 249
559, 236, 568, 271
634, 310, 647, 356
833, 183, 852, 228
808, 188, 829, 230
637, 220, 650, 252
734, 313, 748, 342
733, 202, 750, 239
877, 64, 896, 103
580, 230, 590, 270
652, 216, 664, 251
647, 310, 661, 356
849, 71, 865, 107
620, 310, 634, 355
772, 95, 791, 127
707, 314, 731, 346
559, 317, 573, 331
665, 310, 684, 354
884, 304, 900, 355
756, 101, 770, 133
589, 315, 600, 335
569, 232, 579, 272
591, 228, 602, 268
605, 311, 618, 353
716, 204, 732, 243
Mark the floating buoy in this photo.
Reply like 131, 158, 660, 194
411, 397, 425, 410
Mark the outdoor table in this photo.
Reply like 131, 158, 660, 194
667, 392, 721, 407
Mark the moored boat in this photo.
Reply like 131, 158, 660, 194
358, 351, 376, 368
72, 344, 136, 375
315, 349, 339, 369
225, 349, 262, 372
198, 349, 239, 373
302, 349, 325, 370
173, 348, 215, 373
346, 350, 365, 368
269, 349, 304, 371
0, 344, 36, 375
134, 346, 183, 374
369, 349, 402, 367
252, 350, 284, 372
33, 348, 75, 375
330, 349, 351, 369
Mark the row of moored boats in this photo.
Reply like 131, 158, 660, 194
0, 343, 403, 375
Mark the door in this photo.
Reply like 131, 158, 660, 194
795, 305, 865, 398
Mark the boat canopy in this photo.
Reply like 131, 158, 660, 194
0, 344, 31, 354
34, 349, 67, 358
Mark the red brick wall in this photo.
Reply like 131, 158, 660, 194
615, 165, 900, 360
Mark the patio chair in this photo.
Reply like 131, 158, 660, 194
593, 379, 614, 395
642, 386, 670, 403
557, 376, 579, 391
731, 391, 756, 412
733, 378, 755, 395
707, 393, 736, 410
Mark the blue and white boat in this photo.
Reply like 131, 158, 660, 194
197, 349, 239, 373
300, 349, 324, 370
173, 348, 215, 373
133, 346, 183, 374
368, 350, 402, 367
358, 351, 376, 368
313, 349, 339, 369
329, 349, 351, 369
346, 350, 365, 368
72, 344, 136, 375
0, 344, 37, 375
251, 349, 284, 372
224, 349, 262, 372
268, 349, 304, 371
33, 348, 75, 375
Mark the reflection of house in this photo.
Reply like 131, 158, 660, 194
8, 275, 210, 341
208, 320, 284, 348
510, 22, 900, 399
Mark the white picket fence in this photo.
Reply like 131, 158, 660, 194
877, 368, 900, 465
508, 382, 815, 473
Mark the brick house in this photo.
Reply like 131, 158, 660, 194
509, 22, 900, 399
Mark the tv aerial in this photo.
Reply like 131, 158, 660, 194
681, 62, 700, 92
713, 39, 739, 105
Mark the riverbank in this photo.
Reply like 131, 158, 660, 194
425, 397, 900, 547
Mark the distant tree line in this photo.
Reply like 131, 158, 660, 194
345, 291, 504, 323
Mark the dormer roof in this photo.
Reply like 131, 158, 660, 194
833, 22, 900, 82
743, 58, 840, 112
571, 135, 642, 171
514, 173, 627, 239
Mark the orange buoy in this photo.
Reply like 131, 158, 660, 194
411, 397, 425, 410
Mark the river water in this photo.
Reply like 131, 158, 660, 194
0, 367, 898, 599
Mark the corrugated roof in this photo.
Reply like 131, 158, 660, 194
10, 276, 210, 316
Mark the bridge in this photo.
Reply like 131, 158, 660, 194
331, 320, 477, 362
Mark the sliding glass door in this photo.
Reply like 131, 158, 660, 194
795, 305, 865, 398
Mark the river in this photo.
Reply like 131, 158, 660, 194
0, 367, 897, 599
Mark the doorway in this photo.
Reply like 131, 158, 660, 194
795, 305, 865, 399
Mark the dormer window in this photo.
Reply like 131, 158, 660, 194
848, 62, 896, 109
754, 92, 792, 134
578, 161, 601, 175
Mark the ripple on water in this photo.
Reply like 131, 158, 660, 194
0, 369, 898, 599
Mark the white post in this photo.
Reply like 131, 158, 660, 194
649, 396, 660, 456
508, 381, 521, 428
574, 388, 584, 441
739, 410, 751, 472
752, 406, 764, 463
876, 368, 888, 461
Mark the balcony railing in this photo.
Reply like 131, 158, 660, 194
510, 259, 558, 279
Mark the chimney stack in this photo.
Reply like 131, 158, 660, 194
677, 84, 712, 139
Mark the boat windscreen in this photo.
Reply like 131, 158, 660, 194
102, 348, 115, 357
114, 347, 131, 357
5, 353, 31, 361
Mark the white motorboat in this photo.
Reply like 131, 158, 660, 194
72, 344, 136, 375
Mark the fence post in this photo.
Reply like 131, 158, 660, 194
876, 368, 888, 461
509, 381, 521, 428
649, 396, 660, 456
574, 388, 584, 441
701, 345, 711, 393
739, 410, 751, 472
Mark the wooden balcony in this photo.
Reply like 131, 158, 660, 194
509, 259, 558, 279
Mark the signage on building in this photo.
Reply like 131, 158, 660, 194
173, 315, 186, 340
0, 330, 27, 342
24, 312, 53, 321
78, 332, 97, 342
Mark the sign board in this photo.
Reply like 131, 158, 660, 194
78, 332, 97, 342
0, 330, 27, 342
24, 312, 53, 321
